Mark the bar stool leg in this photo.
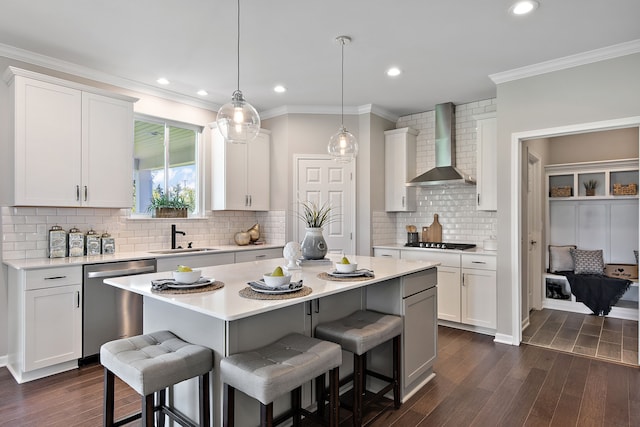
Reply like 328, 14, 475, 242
260, 402, 273, 427
292, 387, 302, 426
393, 335, 401, 409
104, 368, 115, 427
224, 384, 235, 427
329, 367, 340, 427
156, 389, 166, 427
353, 353, 365, 427
142, 394, 154, 427
200, 373, 210, 427
316, 373, 326, 418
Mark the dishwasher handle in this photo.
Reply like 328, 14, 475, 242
87, 265, 156, 279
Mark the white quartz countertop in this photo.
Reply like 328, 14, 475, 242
103, 255, 439, 322
3, 244, 284, 270
373, 243, 497, 256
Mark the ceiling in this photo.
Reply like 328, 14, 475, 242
1, 0, 639, 118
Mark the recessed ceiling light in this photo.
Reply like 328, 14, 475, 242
197, 90, 208, 96
274, 85, 286, 93
510, 0, 539, 15
156, 77, 170, 85
386, 67, 402, 77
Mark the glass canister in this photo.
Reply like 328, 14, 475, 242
68, 227, 85, 257
101, 232, 115, 254
85, 229, 101, 256
48, 225, 67, 258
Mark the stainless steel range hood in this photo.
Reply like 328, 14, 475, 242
406, 102, 475, 186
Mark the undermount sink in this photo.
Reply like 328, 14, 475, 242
148, 248, 219, 254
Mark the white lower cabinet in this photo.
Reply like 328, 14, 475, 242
234, 247, 282, 263
155, 252, 235, 272
378, 248, 497, 332
8, 266, 82, 383
461, 254, 497, 329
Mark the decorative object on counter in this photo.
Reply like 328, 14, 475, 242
483, 237, 497, 251
298, 201, 334, 260
216, 0, 260, 144
48, 225, 67, 258
151, 278, 222, 293
283, 241, 302, 270
422, 226, 430, 243
583, 179, 598, 196
234, 231, 251, 246
262, 266, 291, 288
147, 187, 190, 218
335, 256, 357, 273
101, 232, 115, 254
85, 229, 101, 255
428, 213, 442, 242
327, 35, 358, 163
247, 223, 260, 242
613, 183, 637, 195
67, 227, 84, 257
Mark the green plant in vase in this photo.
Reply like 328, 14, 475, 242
296, 201, 336, 260
148, 186, 191, 218
583, 179, 598, 196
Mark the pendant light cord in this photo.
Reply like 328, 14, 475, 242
340, 39, 344, 126
236, 0, 240, 92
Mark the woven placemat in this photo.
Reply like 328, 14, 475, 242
151, 281, 224, 295
239, 286, 312, 300
316, 272, 374, 282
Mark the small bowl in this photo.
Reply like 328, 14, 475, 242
335, 262, 358, 273
172, 269, 202, 284
263, 272, 292, 288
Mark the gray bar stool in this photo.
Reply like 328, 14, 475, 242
315, 310, 403, 426
220, 333, 342, 427
100, 330, 213, 427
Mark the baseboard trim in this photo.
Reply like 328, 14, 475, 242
494, 333, 517, 346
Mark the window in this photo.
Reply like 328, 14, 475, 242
132, 116, 203, 217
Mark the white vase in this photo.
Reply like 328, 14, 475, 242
301, 227, 328, 260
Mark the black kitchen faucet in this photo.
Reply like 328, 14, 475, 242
171, 224, 185, 249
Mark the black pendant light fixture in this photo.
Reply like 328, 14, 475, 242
327, 35, 358, 163
216, 0, 260, 144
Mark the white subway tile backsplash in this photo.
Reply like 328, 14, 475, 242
379, 98, 498, 247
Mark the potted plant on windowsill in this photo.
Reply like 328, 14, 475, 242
583, 179, 598, 197
147, 187, 190, 218
296, 201, 335, 260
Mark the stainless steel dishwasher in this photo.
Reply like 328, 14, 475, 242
82, 259, 156, 363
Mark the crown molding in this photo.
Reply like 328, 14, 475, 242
490, 39, 640, 85
0, 42, 221, 111
260, 104, 397, 121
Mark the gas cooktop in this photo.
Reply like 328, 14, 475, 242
404, 242, 476, 250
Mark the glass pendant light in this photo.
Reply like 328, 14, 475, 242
216, 0, 260, 144
328, 36, 358, 163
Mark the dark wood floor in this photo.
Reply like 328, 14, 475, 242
1, 326, 639, 426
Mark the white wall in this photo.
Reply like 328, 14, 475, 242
496, 52, 640, 341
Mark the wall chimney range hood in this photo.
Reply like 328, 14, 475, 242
406, 102, 476, 186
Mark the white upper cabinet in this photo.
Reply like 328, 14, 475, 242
3, 67, 136, 207
475, 113, 497, 211
385, 127, 418, 212
211, 124, 271, 211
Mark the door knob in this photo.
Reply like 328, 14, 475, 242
530, 240, 537, 245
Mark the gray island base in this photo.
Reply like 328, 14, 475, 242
104, 255, 439, 426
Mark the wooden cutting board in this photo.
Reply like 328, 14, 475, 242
429, 214, 442, 242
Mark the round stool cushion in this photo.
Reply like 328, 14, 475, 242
100, 330, 213, 396
315, 310, 402, 355
220, 333, 341, 404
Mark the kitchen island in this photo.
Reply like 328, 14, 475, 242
104, 255, 439, 426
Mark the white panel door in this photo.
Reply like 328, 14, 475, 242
296, 156, 355, 255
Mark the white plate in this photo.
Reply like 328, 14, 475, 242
249, 285, 302, 294
327, 270, 370, 278
166, 277, 214, 289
